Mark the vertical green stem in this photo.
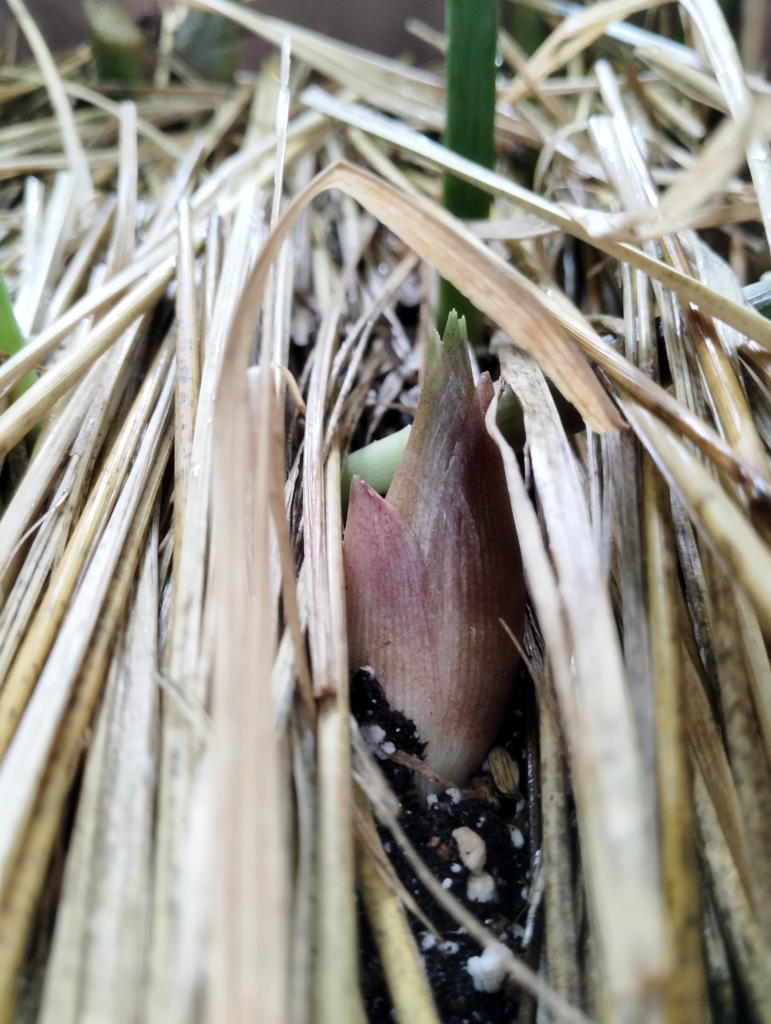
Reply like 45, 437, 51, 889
0, 270, 36, 404
507, 2, 545, 56
438, 0, 498, 344
83, 0, 145, 85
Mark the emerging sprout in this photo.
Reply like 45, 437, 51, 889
343, 313, 525, 785
173, 8, 241, 83
83, 0, 145, 85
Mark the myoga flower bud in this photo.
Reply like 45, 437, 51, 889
343, 312, 525, 786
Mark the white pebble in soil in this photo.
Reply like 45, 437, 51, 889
420, 932, 437, 951
426, 793, 438, 807
446, 788, 462, 804
509, 825, 525, 849
360, 725, 389, 760
466, 945, 509, 993
441, 878, 453, 890
467, 872, 498, 903
440, 941, 460, 955
452, 826, 487, 876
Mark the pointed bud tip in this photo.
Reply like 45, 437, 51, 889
349, 473, 380, 505
441, 309, 468, 354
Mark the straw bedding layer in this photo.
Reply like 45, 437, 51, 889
0, 2, 770, 1023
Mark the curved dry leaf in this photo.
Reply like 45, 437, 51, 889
5, 0, 94, 207
679, 0, 771, 250
501, 0, 673, 105
300, 88, 771, 352
493, 342, 668, 1015
620, 396, 771, 638
186, 0, 444, 111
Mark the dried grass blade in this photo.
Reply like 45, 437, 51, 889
165, 183, 257, 693
104, 102, 138, 278
59, 77, 185, 160
0, 363, 173, 896
0, 336, 172, 758
37, 511, 159, 1024
314, 438, 359, 1023
288, 715, 315, 1024
694, 765, 771, 1023
633, 113, 753, 238
44, 194, 116, 327
173, 197, 199, 566
265, 397, 313, 728
635, 44, 728, 112
0, 366, 101, 602
735, 589, 771, 770
207, 182, 293, 1024
551, 318, 770, 509
14, 171, 75, 337
590, 85, 771, 489
184, 0, 442, 108
4, 0, 93, 207
0, 261, 173, 458
141, 137, 205, 251
148, 185, 261, 1024
680, 0, 771, 250
0, 318, 156, 684
644, 455, 708, 1021
679, 631, 755, 904
211, 193, 363, 1021
540, 679, 581, 1007
219, 156, 621, 431
354, 787, 440, 1024
0, 245, 178, 401
200, 83, 253, 161
701, 552, 771, 943
300, 89, 771, 351
620, 396, 771, 637
501, 0, 671, 106
0, 427, 170, 1024
607, 427, 655, 776
346, 127, 423, 200
493, 343, 667, 1020
261, 37, 291, 399
302, 232, 360, 1013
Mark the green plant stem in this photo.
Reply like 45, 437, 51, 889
0, 271, 36, 405
438, 0, 498, 343
83, 0, 144, 86
342, 426, 411, 509
342, 383, 582, 507
173, 8, 241, 83
506, 2, 545, 55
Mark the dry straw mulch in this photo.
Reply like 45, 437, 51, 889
0, 0, 770, 1022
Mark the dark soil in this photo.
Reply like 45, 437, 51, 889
351, 666, 536, 1024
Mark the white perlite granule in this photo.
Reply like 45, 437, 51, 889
466, 945, 509, 993
467, 871, 497, 903
509, 825, 525, 849
360, 724, 388, 759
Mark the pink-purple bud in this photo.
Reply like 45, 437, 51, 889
343, 313, 525, 785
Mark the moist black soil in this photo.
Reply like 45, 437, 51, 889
351, 665, 536, 1024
